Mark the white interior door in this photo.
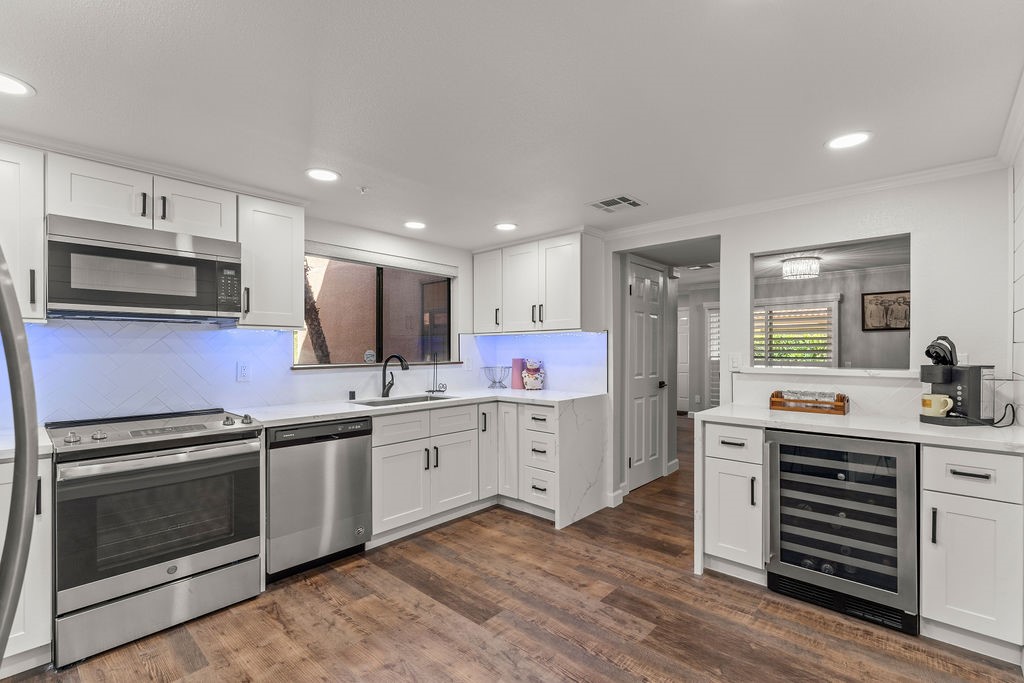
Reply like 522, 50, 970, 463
677, 307, 690, 413
626, 260, 666, 491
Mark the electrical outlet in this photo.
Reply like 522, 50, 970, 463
695, 394, 701, 404
960, 353, 969, 365
236, 360, 251, 383
729, 353, 741, 370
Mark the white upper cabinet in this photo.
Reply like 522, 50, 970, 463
473, 249, 503, 333
538, 234, 581, 330
501, 241, 540, 331
46, 154, 152, 229
46, 154, 237, 240
237, 195, 305, 328
152, 176, 237, 240
475, 232, 603, 334
0, 141, 45, 320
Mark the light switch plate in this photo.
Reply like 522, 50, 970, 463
236, 360, 251, 383
729, 353, 741, 370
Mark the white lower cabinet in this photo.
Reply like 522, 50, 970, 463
704, 456, 763, 569
430, 430, 480, 514
921, 489, 1024, 644
497, 403, 519, 498
478, 403, 499, 497
0, 459, 52, 678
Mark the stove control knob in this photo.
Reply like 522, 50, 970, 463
222, 416, 236, 426
64, 431, 82, 444
90, 430, 108, 441
241, 414, 253, 425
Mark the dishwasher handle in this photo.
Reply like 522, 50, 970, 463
268, 418, 372, 448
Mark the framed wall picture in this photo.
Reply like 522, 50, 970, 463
862, 291, 910, 331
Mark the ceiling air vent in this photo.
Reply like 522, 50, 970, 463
588, 194, 646, 213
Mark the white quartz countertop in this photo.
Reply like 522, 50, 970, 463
239, 388, 608, 428
0, 427, 54, 464
696, 404, 1024, 454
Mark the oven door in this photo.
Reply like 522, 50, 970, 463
54, 439, 260, 615
47, 238, 240, 319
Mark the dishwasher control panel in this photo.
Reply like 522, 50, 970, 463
268, 418, 372, 447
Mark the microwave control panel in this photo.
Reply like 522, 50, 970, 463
216, 263, 242, 312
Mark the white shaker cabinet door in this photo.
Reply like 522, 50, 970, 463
0, 142, 45, 320
920, 490, 1023, 644
537, 233, 580, 330
153, 176, 237, 241
497, 402, 519, 498
0, 460, 52, 666
430, 430, 480, 515
473, 249, 503, 333
704, 456, 763, 569
372, 439, 432, 534
46, 154, 153, 229
237, 195, 305, 328
501, 241, 539, 332
478, 403, 499, 498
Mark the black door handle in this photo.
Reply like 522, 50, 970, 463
481, 412, 487, 432
531, 304, 536, 323
424, 448, 430, 471
931, 507, 937, 544
750, 476, 756, 506
495, 308, 499, 326
433, 446, 439, 468
35, 476, 41, 516
243, 287, 251, 314
539, 304, 544, 323
160, 195, 168, 220
29, 269, 35, 304
658, 380, 667, 389
141, 191, 148, 217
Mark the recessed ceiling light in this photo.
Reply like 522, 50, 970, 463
0, 72, 36, 97
826, 132, 871, 150
404, 221, 426, 230
495, 223, 517, 231
305, 168, 339, 182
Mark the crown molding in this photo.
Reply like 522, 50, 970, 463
606, 157, 1006, 242
998, 65, 1024, 165
0, 126, 307, 207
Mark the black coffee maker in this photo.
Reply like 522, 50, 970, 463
920, 336, 994, 426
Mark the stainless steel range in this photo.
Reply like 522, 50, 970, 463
46, 409, 263, 667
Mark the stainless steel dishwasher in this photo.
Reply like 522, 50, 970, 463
266, 417, 372, 576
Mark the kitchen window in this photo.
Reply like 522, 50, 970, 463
752, 294, 840, 368
294, 253, 452, 366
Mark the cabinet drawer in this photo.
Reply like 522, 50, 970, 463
430, 405, 479, 436
519, 431, 557, 472
705, 423, 764, 464
520, 466, 557, 510
922, 446, 1023, 504
519, 404, 556, 434
372, 410, 430, 447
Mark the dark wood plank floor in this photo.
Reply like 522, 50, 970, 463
13, 416, 1023, 682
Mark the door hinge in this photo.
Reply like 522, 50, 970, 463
628, 457, 632, 468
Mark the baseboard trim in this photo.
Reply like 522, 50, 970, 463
703, 555, 767, 586
920, 618, 1023, 666
666, 459, 680, 475
1, 642, 52, 679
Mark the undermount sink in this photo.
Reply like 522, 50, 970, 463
352, 394, 460, 407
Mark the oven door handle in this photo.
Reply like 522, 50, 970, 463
57, 440, 261, 482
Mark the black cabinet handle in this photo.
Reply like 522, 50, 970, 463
531, 304, 536, 323
531, 448, 547, 455
29, 269, 35, 304
531, 484, 547, 493
424, 448, 430, 471
539, 304, 544, 323
658, 380, 667, 389
35, 476, 41, 516
433, 446, 439, 468
531, 416, 547, 422
482, 412, 487, 432
931, 507, 938, 544
160, 195, 168, 220
141, 191, 148, 217
495, 308, 499, 326
720, 438, 745, 447
949, 468, 992, 480
750, 476, 756, 506
243, 287, 251, 314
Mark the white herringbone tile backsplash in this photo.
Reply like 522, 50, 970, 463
0, 321, 608, 429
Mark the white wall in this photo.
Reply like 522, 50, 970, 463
608, 169, 1011, 408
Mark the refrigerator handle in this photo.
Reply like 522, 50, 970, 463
0, 243, 40, 656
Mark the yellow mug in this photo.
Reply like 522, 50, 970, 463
921, 394, 954, 417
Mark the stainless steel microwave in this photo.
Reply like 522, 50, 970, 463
46, 215, 242, 324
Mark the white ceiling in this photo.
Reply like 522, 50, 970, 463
1, 2, 1022, 251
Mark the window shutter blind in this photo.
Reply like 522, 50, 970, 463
706, 306, 721, 407
752, 298, 838, 368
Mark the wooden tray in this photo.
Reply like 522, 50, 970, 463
769, 390, 849, 415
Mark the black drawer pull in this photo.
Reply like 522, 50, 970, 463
931, 507, 938, 544
424, 448, 430, 471
531, 448, 547, 455
36, 476, 41, 516
719, 438, 745, 447
750, 476, 756, 506
531, 484, 547, 493
949, 468, 992, 480
531, 416, 547, 422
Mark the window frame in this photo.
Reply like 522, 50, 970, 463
751, 293, 841, 369
292, 241, 459, 369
